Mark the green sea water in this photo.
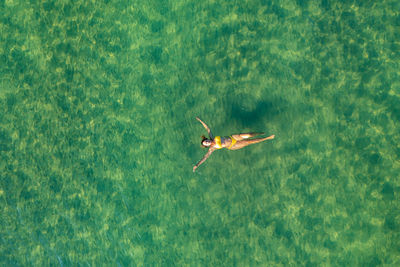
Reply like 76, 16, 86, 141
1, 0, 399, 266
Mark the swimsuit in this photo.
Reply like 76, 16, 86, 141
214, 136, 223, 149
214, 136, 237, 149
228, 136, 237, 149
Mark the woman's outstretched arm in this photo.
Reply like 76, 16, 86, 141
193, 148, 214, 172
196, 117, 214, 139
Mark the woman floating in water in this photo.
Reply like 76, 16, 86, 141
193, 117, 275, 172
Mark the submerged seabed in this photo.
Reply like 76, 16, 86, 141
1, 0, 399, 266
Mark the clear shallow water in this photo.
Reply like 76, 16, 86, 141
1, 0, 399, 266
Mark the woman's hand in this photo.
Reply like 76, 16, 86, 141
196, 117, 214, 139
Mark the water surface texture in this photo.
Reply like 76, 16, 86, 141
1, 0, 400, 266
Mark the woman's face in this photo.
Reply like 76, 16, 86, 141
202, 139, 212, 147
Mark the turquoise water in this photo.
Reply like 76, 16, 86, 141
1, 0, 399, 266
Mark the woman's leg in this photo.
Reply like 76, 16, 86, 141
229, 135, 275, 150
231, 132, 265, 141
